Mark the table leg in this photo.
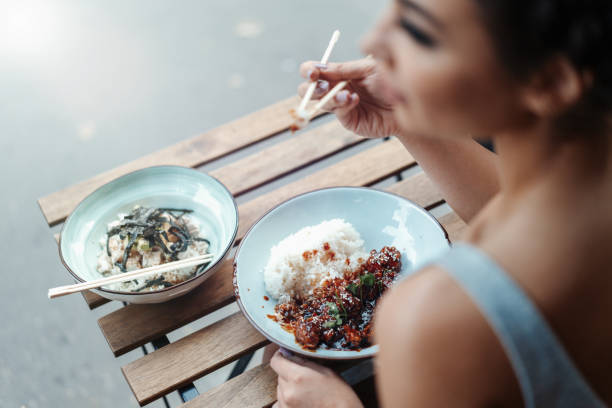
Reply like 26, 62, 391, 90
228, 353, 254, 380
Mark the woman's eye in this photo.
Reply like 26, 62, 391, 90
398, 19, 436, 47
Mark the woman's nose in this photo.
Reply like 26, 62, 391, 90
361, 8, 393, 65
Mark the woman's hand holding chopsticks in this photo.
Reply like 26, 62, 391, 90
298, 58, 401, 138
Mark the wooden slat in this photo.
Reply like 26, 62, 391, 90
38, 96, 323, 227
120, 182, 465, 405
184, 365, 379, 408
122, 313, 269, 406
183, 364, 277, 408
99, 139, 415, 356
176, 213, 466, 408
234, 138, 414, 239
99, 257, 235, 356
437, 211, 466, 241
385, 171, 444, 210
209, 120, 363, 196
81, 290, 110, 310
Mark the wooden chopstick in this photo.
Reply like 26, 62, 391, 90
294, 55, 372, 130
297, 30, 340, 114
292, 80, 349, 130
48, 253, 215, 299
310, 80, 348, 114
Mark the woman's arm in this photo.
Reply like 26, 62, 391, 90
300, 59, 499, 223
398, 135, 499, 222
375, 266, 520, 407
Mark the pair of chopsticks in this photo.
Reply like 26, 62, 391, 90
48, 253, 214, 299
294, 30, 349, 126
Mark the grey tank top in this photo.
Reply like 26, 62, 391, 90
434, 243, 606, 408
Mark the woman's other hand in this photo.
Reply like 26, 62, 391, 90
298, 58, 400, 138
270, 349, 363, 408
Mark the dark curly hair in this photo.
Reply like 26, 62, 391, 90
475, 0, 612, 132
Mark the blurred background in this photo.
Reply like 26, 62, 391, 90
0, 0, 386, 406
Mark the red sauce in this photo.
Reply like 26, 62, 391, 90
263, 296, 269, 301
267, 314, 278, 322
273, 246, 401, 351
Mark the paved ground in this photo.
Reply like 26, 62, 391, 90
0, 1, 386, 406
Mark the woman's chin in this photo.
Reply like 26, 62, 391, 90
393, 110, 433, 139
393, 110, 472, 141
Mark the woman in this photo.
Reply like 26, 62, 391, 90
270, 0, 612, 407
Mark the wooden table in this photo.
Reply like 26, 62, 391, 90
38, 96, 466, 407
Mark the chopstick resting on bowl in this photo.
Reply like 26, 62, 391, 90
47, 253, 215, 299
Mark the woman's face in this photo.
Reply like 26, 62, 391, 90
362, 0, 529, 139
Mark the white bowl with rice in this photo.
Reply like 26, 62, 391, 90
234, 187, 450, 359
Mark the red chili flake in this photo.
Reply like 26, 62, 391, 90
263, 296, 269, 301
323, 242, 330, 251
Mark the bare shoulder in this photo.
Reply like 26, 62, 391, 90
374, 265, 522, 407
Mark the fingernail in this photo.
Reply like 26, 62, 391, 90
315, 80, 329, 94
350, 93, 358, 102
336, 90, 349, 103
314, 63, 328, 70
279, 347, 293, 358
307, 69, 315, 80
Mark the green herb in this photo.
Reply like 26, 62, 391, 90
325, 299, 346, 329
335, 293, 348, 318
326, 302, 338, 314
346, 283, 359, 297
360, 273, 375, 287
323, 319, 337, 328
360, 282, 363, 303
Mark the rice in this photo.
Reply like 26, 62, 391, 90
263, 219, 367, 302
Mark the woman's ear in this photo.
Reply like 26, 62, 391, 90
520, 56, 586, 117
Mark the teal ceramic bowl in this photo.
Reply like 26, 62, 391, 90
59, 166, 238, 304
234, 187, 450, 360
